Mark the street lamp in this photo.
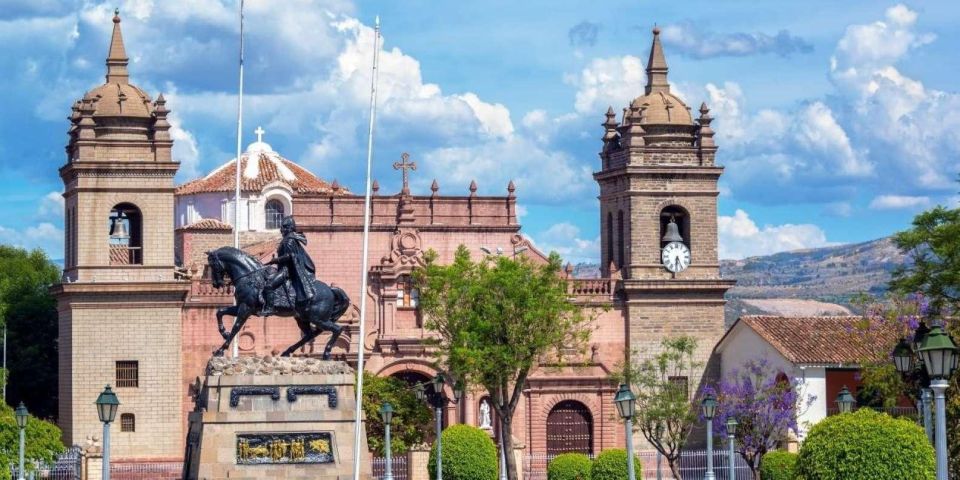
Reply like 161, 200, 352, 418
918, 324, 959, 480
613, 384, 637, 480
835, 385, 855, 414
726, 417, 738, 480
893, 338, 914, 375
700, 393, 717, 480
15, 402, 27, 480
95, 385, 120, 480
420, 373, 461, 480
380, 402, 395, 480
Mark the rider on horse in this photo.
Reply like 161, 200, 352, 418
261, 216, 316, 315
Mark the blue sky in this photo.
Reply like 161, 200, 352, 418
1, 1, 958, 263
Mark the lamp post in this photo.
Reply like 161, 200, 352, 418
835, 385, 855, 414
892, 331, 934, 442
917, 324, 958, 480
380, 402, 395, 480
726, 417, 738, 480
418, 374, 463, 480
700, 393, 717, 480
613, 384, 637, 480
95, 385, 120, 480
922, 388, 934, 443
15, 402, 27, 480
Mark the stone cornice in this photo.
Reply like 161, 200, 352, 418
594, 165, 724, 181
52, 281, 190, 298
60, 161, 179, 181
621, 278, 736, 294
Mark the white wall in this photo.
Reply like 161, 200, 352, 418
796, 366, 827, 440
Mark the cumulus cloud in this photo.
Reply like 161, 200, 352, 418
530, 222, 600, 265
718, 209, 833, 260
569, 21, 600, 48
869, 194, 931, 210
660, 22, 813, 58
567, 55, 646, 115
0, 222, 64, 259
38, 191, 64, 218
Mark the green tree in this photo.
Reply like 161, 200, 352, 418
612, 337, 700, 480
0, 402, 65, 480
0, 246, 60, 418
415, 246, 591, 480
361, 372, 433, 455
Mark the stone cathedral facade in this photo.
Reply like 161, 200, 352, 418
53, 14, 731, 469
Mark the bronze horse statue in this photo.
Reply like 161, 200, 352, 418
206, 246, 349, 359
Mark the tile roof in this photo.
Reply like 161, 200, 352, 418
175, 149, 349, 196
178, 218, 233, 231
737, 315, 899, 365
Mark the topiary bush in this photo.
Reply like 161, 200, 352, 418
760, 450, 797, 480
428, 424, 498, 480
590, 449, 641, 480
548, 452, 592, 480
796, 409, 934, 480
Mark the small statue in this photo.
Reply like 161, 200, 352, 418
480, 399, 492, 429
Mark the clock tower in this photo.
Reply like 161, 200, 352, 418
594, 27, 735, 392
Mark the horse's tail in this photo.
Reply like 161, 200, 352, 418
331, 286, 350, 320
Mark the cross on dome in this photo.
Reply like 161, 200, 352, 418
255, 126, 265, 143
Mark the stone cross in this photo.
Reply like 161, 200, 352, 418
393, 152, 417, 192
254, 126, 265, 143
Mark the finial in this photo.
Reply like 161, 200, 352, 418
645, 23, 669, 95
469, 180, 478, 195
114, 8, 120, 22
565, 262, 574, 275
331, 179, 340, 192
156, 92, 166, 103
652, 24, 660, 35
699, 102, 709, 115
507, 180, 516, 195
431, 179, 439, 194
105, 7, 129, 84
372, 179, 380, 195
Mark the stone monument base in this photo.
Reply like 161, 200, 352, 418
183, 356, 371, 480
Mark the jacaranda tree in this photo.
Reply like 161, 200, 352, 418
710, 359, 813, 480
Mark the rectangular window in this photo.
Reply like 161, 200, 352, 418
120, 413, 135, 432
668, 376, 689, 399
397, 276, 419, 308
116, 361, 139, 388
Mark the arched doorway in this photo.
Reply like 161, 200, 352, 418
546, 400, 593, 455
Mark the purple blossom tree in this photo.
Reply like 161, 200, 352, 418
710, 359, 814, 480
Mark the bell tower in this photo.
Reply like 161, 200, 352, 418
53, 10, 189, 461
594, 27, 735, 391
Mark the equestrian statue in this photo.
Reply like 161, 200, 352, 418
206, 216, 349, 359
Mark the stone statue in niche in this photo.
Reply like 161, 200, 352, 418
480, 399, 492, 429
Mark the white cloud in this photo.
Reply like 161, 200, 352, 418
567, 55, 646, 115
718, 209, 833, 260
530, 222, 600, 265
38, 191, 64, 218
660, 22, 812, 58
0, 222, 64, 259
869, 194, 930, 210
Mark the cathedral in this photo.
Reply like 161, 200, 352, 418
53, 13, 732, 470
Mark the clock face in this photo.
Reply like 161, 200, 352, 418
661, 242, 691, 273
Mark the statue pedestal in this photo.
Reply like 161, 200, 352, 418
184, 357, 371, 480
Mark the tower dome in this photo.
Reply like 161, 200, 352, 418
80, 10, 154, 119
628, 27, 693, 126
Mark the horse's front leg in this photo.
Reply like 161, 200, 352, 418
216, 305, 240, 340
213, 304, 252, 356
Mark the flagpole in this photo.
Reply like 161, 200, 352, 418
231, 0, 245, 359
353, 16, 380, 479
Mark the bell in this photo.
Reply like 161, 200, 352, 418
662, 218, 683, 243
110, 213, 130, 240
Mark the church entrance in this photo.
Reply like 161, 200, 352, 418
546, 400, 593, 455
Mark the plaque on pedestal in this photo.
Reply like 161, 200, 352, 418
183, 357, 371, 480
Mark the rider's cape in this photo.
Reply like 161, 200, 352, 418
278, 232, 317, 302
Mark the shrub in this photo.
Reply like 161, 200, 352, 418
796, 409, 934, 480
428, 424, 498, 480
548, 452, 592, 480
760, 450, 797, 480
591, 449, 641, 480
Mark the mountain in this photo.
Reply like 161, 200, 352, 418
571, 237, 907, 325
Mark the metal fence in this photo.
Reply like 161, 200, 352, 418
110, 461, 183, 480
524, 449, 754, 480
372, 455, 409, 480
9, 446, 81, 480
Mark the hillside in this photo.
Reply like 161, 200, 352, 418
571, 237, 907, 325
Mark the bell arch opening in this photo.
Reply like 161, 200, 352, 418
109, 203, 142, 265
659, 205, 690, 248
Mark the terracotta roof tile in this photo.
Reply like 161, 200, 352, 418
178, 218, 233, 231
739, 315, 898, 365
175, 150, 349, 196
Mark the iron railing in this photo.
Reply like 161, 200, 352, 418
524, 449, 755, 480
372, 455, 409, 480
9, 446, 81, 480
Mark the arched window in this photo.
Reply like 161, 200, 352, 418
659, 205, 690, 249
616, 210, 625, 269
605, 212, 613, 268
120, 413, 135, 432
109, 203, 142, 265
265, 199, 285, 230
546, 400, 593, 455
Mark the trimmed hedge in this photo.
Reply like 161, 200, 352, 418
759, 450, 797, 480
428, 424, 498, 480
548, 452, 592, 480
796, 409, 934, 480
591, 449, 641, 480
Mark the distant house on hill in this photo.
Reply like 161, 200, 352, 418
715, 315, 911, 440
